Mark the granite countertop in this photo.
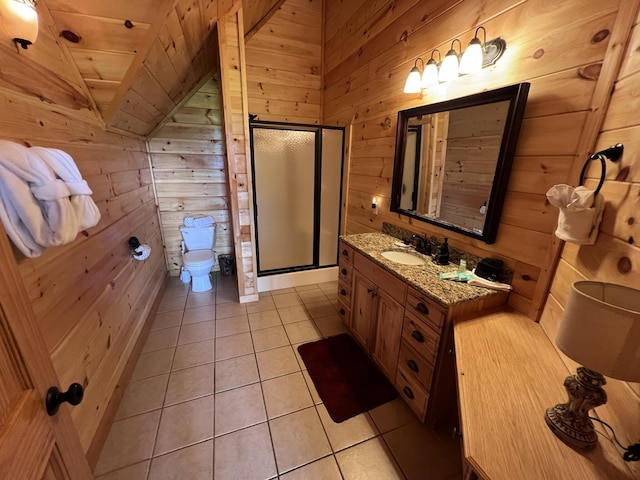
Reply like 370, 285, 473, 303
340, 232, 507, 308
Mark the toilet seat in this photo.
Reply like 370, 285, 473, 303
183, 250, 214, 267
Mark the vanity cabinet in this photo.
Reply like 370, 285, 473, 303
338, 236, 510, 427
337, 244, 354, 325
350, 252, 406, 379
395, 289, 446, 420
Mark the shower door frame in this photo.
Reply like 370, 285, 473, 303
249, 120, 345, 277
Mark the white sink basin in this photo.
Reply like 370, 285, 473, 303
380, 250, 426, 266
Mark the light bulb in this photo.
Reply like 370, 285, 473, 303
0, 0, 38, 47
421, 59, 439, 87
459, 37, 483, 74
439, 50, 459, 82
403, 66, 422, 94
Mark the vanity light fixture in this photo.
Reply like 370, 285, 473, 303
0, 0, 38, 49
403, 26, 507, 93
439, 39, 462, 83
403, 58, 424, 94
421, 49, 441, 88
460, 26, 507, 74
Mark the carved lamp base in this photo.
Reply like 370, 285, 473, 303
545, 367, 607, 450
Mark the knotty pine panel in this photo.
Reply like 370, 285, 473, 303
324, 0, 426, 74
245, 0, 322, 124
0, 90, 166, 458
218, 8, 258, 299
150, 75, 233, 276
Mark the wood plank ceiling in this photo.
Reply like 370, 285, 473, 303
33, 0, 282, 136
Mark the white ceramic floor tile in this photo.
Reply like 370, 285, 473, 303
214, 423, 277, 480
154, 395, 214, 456
214, 383, 267, 436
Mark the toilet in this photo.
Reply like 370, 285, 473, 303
180, 223, 216, 292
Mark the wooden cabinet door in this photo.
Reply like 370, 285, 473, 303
350, 270, 375, 349
372, 288, 404, 379
0, 227, 92, 479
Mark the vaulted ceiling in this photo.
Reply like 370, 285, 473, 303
0, 0, 283, 136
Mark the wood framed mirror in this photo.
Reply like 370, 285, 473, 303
391, 82, 530, 244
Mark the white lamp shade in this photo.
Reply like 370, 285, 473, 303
421, 62, 439, 88
459, 40, 483, 74
557, 281, 640, 382
403, 67, 422, 94
439, 52, 459, 82
0, 0, 38, 44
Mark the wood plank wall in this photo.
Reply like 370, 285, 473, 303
149, 75, 234, 276
0, 90, 166, 455
218, 6, 259, 301
323, 0, 627, 319
104, 0, 221, 136
244, 0, 323, 124
539, 6, 640, 476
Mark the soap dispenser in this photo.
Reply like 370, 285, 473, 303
434, 238, 450, 265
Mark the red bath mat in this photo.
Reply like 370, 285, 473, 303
297, 333, 398, 423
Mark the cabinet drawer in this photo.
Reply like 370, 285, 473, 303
337, 299, 350, 326
353, 251, 407, 302
338, 279, 351, 304
338, 260, 353, 284
402, 313, 439, 365
396, 368, 428, 421
398, 341, 435, 392
406, 288, 445, 332
339, 242, 355, 264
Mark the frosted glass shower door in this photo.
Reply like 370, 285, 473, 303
253, 128, 316, 272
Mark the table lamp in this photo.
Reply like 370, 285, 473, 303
545, 281, 640, 450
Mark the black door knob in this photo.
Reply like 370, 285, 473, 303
46, 383, 84, 416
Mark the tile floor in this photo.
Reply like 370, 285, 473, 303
94, 273, 463, 480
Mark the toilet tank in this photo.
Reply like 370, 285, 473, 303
180, 226, 215, 251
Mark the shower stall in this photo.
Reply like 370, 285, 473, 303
249, 122, 344, 280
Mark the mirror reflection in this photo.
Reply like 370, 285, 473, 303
391, 83, 530, 244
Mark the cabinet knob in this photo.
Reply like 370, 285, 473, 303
402, 386, 414, 400
340, 288, 347, 296
448, 348, 455, 356
339, 308, 346, 315
411, 330, 424, 343
415, 302, 429, 315
407, 359, 419, 372
341, 268, 347, 275
452, 427, 463, 439
342, 249, 349, 256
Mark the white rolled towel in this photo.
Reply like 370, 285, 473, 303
183, 216, 195, 227
546, 184, 604, 245
468, 272, 513, 291
0, 140, 78, 257
193, 215, 215, 227
31, 147, 101, 231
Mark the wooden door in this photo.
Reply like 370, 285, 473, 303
0, 226, 92, 479
371, 288, 404, 379
350, 270, 375, 349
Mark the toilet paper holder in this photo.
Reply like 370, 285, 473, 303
128, 236, 143, 257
